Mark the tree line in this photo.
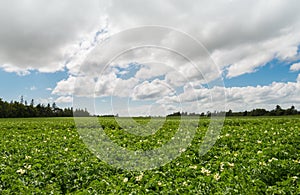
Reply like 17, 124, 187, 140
1, 96, 298, 118
0, 97, 90, 118
167, 105, 299, 117
225, 105, 299, 117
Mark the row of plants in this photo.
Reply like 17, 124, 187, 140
0, 117, 299, 194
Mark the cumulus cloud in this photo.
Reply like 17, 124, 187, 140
3, 0, 299, 78
53, 70, 140, 99
215, 32, 300, 77
225, 81, 300, 111
290, 62, 300, 72
55, 96, 73, 103
2, 0, 300, 115
155, 77, 300, 113
102, 0, 300, 78
135, 63, 173, 80
95, 72, 139, 98
132, 79, 175, 100
1, 64, 31, 76
0, 0, 102, 73
52, 76, 76, 96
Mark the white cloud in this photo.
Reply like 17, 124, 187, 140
55, 96, 73, 103
135, 63, 172, 80
52, 76, 76, 96
0, 0, 102, 73
132, 79, 175, 100
214, 32, 300, 78
2, 0, 300, 114
153, 75, 300, 113
2, 0, 299, 78
30, 86, 37, 91
1, 0, 299, 80
290, 62, 300, 72
297, 74, 300, 82
225, 81, 300, 111
95, 70, 139, 98
102, 0, 300, 78
111, 102, 177, 117
1, 64, 31, 76
46, 88, 52, 91
53, 71, 140, 98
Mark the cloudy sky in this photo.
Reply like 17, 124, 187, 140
1, 0, 300, 116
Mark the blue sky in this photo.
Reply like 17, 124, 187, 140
224, 58, 300, 87
0, 69, 68, 106
1, 55, 300, 115
1, 1, 300, 115
0, 55, 299, 104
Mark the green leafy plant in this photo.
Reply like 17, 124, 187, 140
0, 117, 299, 194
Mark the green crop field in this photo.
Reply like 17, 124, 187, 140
0, 117, 299, 194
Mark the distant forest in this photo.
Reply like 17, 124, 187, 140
0, 97, 90, 118
168, 105, 299, 117
0, 97, 299, 118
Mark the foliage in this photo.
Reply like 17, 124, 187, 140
226, 105, 299, 117
167, 105, 299, 117
0, 98, 89, 118
0, 117, 299, 194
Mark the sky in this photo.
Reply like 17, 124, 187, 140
1, 0, 300, 116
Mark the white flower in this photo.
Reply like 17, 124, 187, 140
259, 161, 267, 166
220, 162, 225, 172
268, 157, 278, 162
123, 177, 128, 183
257, 151, 263, 154
25, 155, 31, 160
201, 167, 211, 176
257, 140, 262, 144
214, 173, 220, 181
24, 164, 31, 170
228, 162, 234, 167
64, 148, 68, 152
135, 173, 143, 181
291, 176, 298, 180
157, 181, 162, 186
17, 168, 26, 174
293, 159, 300, 163
189, 165, 197, 169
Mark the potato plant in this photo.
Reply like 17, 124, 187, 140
0, 117, 299, 194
